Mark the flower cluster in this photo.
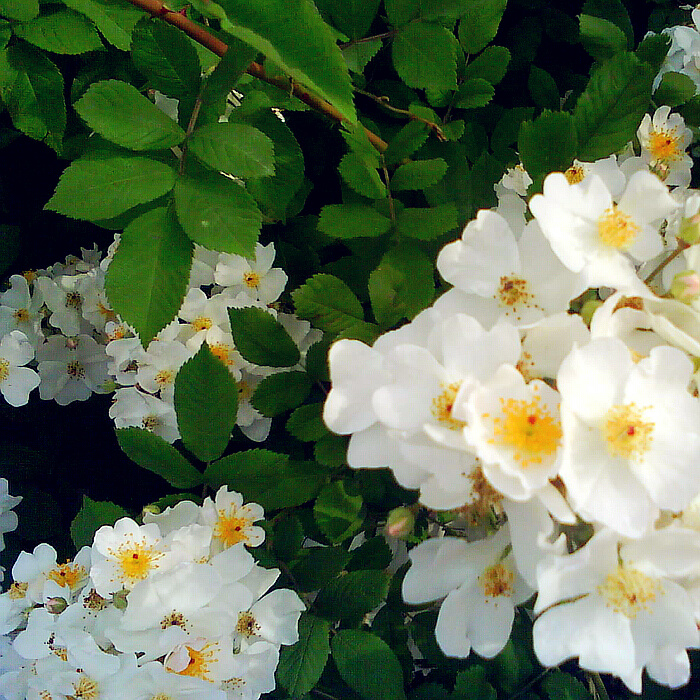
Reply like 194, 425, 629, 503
324, 105, 700, 692
0, 487, 304, 700
652, 7, 700, 94
0, 239, 319, 443
0, 479, 21, 583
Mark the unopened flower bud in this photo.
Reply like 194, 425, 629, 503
385, 507, 415, 539
112, 589, 128, 610
671, 270, 700, 303
45, 596, 68, 614
580, 300, 603, 326
142, 504, 161, 518
679, 213, 700, 245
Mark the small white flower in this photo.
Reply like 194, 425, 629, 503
200, 487, 265, 553
109, 386, 180, 443
0, 330, 40, 407
0, 274, 44, 347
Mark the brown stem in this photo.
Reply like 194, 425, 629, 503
643, 239, 689, 284
123, 0, 388, 152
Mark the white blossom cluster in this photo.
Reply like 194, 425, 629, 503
0, 238, 320, 443
324, 105, 700, 692
652, 6, 700, 94
0, 486, 304, 700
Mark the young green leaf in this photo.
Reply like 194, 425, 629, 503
636, 33, 671, 75
63, 0, 144, 51
453, 78, 494, 109
14, 8, 104, 54
251, 371, 313, 416
116, 427, 204, 488
347, 535, 393, 571
174, 343, 239, 463
318, 204, 392, 239
228, 307, 301, 367
331, 630, 407, 700
74, 80, 186, 150
342, 38, 382, 74
463, 45, 510, 85
314, 480, 364, 543
70, 495, 129, 550
173, 172, 262, 257
458, 0, 507, 54
277, 614, 331, 698
315, 569, 389, 620
46, 152, 177, 221
395, 204, 458, 240
105, 207, 193, 347
390, 159, 447, 191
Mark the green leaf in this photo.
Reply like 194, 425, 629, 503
316, 569, 389, 620
70, 496, 129, 550
453, 667, 497, 700
116, 427, 204, 488
458, 0, 507, 55
391, 159, 447, 190
314, 480, 364, 544
14, 9, 103, 54
252, 371, 313, 416
385, 0, 419, 27
392, 22, 457, 92
130, 18, 201, 100
578, 15, 627, 63
324, 0, 381, 39
217, 0, 356, 122
277, 614, 331, 698
368, 243, 435, 328
332, 630, 407, 700
292, 273, 378, 341
287, 403, 327, 442
46, 152, 177, 221
291, 546, 351, 591
395, 204, 458, 240
174, 343, 239, 463
541, 670, 592, 700
318, 204, 392, 239
453, 78, 494, 109
573, 52, 654, 162
528, 65, 559, 111
1, 0, 38, 20
173, 172, 262, 257
383, 120, 430, 166
654, 71, 697, 109
582, 0, 633, 48
105, 207, 193, 347
204, 450, 327, 510
636, 33, 671, 76
338, 152, 386, 199
228, 307, 301, 367
0, 43, 65, 151
189, 122, 275, 178
314, 433, 348, 467
519, 110, 577, 187
74, 80, 186, 150
347, 535, 393, 571
342, 38, 382, 74
63, 0, 144, 51
201, 36, 257, 114
464, 45, 510, 85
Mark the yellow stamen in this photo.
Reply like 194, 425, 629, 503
598, 206, 640, 249
236, 611, 261, 638
191, 316, 212, 332
597, 565, 660, 618
649, 129, 682, 162
565, 164, 585, 184
0, 358, 9, 383
107, 539, 163, 584
431, 382, 466, 431
154, 369, 175, 387
13, 308, 29, 323
178, 643, 217, 680
72, 675, 99, 699
602, 403, 653, 460
47, 562, 87, 590
496, 275, 534, 310
243, 271, 260, 289
480, 561, 514, 598
215, 512, 251, 547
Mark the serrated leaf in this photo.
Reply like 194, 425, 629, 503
393, 22, 457, 92
63, 0, 143, 51
573, 51, 654, 162
384, 0, 419, 27
528, 65, 559, 110
201, 36, 257, 114
0, 43, 65, 151
464, 45, 510, 85
14, 9, 103, 54
368, 243, 435, 328
204, 449, 326, 510
318, 204, 392, 239
453, 667, 497, 700
541, 670, 592, 700
291, 546, 351, 591
324, 0, 381, 39
1, 0, 38, 21
70, 496, 129, 550
130, 18, 201, 99
391, 159, 447, 190
314, 432, 348, 467
458, 0, 507, 54
342, 38, 382, 74
383, 120, 430, 166
636, 33, 671, 76
105, 207, 193, 347
228, 307, 301, 367
578, 14, 627, 62
654, 71, 697, 108
347, 535, 393, 571
174, 343, 239, 463
277, 614, 331, 698
173, 172, 262, 257
316, 569, 389, 620
74, 80, 186, 150
454, 78, 494, 109
116, 427, 204, 487
217, 0, 356, 122
314, 480, 363, 543
582, 0, 633, 48
189, 122, 275, 178
332, 630, 407, 700
46, 152, 177, 221
251, 371, 313, 416
338, 152, 386, 199
287, 403, 327, 442
395, 203, 458, 240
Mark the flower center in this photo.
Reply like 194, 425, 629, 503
480, 561, 514, 598
565, 164, 585, 184
72, 675, 99, 699
597, 565, 660, 618
431, 382, 466, 431
13, 308, 29, 323
47, 562, 87, 590
142, 415, 161, 431
154, 369, 175, 387
496, 275, 534, 310
177, 643, 216, 680
82, 589, 108, 611
0, 358, 9, 383
161, 611, 188, 630
65, 291, 82, 310
649, 129, 682, 163
67, 360, 86, 379
602, 403, 653, 460
8, 581, 28, 599
191, 316, 212, 332
215, 513, 251, 547
210, 342, 234, 366
108, 540, 163, 584
236, 611, 261, 638
243, 271, 260, 289
488, 394, 562, 467
598, 206, 640, 249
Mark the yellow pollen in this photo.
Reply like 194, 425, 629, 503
565, 164, 585, 184
65, 291, 82, 310
161, 611, 187, 630
51, 646, 68, 662
107, 325, 126, 341
13, 308, 29, 323
66, 360, 85, 379
178, 643, 217, 680
598, 206, 640, 249
243, 271, 260, 289
222, 678, 245, 691
39, 692, 52, 700
649, 129, 682, 162
150, 695, 172, 700
602, 403, 654, 460
73, 675, 99, 699
497, 275, 533, 309
82, 589, 108, 611
431, 382, 466, 430
154, 369, 174, 386
8, 581, 28, 599
191, 316, 212, 332
488, 393, 562, 467
22, 270, 37, 284
215, 512, 251, 546
108, 540, 163, 584
236, 611, 261, 637
48, 562, 87, 590
480, 561, 514, 598
597, 565, 660, 618
0, 358, 9, 383
210, 343, 233, 366
142, 415, 161, 431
